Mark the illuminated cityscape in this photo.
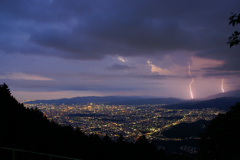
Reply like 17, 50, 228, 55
1, 0, 240, 159
25, 103, 225, 142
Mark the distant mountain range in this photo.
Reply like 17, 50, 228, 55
25, 90, 240, 110
25, 96, 184, 105
162, 97, 240, 110
204, 90, 240, 100
162, 90, 240, 110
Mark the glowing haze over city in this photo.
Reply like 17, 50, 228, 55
0, 0, 240, 101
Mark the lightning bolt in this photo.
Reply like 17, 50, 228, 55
188, 65, 194, 99
221, 78, 225, 93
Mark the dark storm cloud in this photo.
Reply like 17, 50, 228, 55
106, 64, 133, 71
203, 71, 240, 78
1, 0, 240, 73
6, 76, 146, 93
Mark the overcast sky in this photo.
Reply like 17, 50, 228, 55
1, 0, 240, 101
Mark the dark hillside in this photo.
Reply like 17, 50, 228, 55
0, 83, 87, 159
198, 103, 240, 160
162, 120, 210, 139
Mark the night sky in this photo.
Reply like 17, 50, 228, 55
0, 0, 240, 101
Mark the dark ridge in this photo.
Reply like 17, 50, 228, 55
163, 97, 240, 110
26, 96, 184, 105
109, 97, 184, 105
25, 96, 144, 105
204, 90, 240, 100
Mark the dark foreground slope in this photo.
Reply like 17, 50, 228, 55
0, 84, 168, 160
198, 103, 240, 160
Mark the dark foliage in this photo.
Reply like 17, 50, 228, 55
227, 13, 240, 48
198, 103, 240, 160
0, 83, 167, 160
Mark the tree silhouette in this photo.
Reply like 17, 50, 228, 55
227, 13, 240, 47
135, 135, 149, 146
0, 83, 10, 96
103, 134, 112, 144
116, 134, 124, 144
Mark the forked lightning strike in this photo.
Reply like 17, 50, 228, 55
188, 65, 194, 99
189, 78, 194, 99
221, 78, 225, 93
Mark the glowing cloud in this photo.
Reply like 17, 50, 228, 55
147, 60, 172, 75
191, 57, 224, 75
188, 65, 194, 99
0, 72, 53, 81
118, 56, 127, 63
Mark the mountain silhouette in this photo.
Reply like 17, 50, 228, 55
163, 97, 240, 110
204, 90, 240, 100
26, 96, 184, 105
